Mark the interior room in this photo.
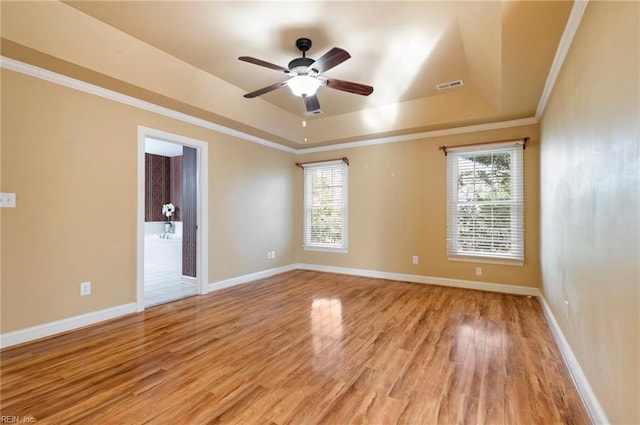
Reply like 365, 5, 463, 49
143, 137, 200, 307
0, 1, 638, 424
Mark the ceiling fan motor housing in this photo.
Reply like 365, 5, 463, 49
288, 57, 315, 73
289, 38, 315, 74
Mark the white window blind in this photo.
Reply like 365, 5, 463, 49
446, 142, 524, 263
302, 160, 348, 252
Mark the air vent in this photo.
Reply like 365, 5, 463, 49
436, 80, 464, 90
305, 109, 323, 116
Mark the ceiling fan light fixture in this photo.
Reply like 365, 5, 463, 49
240, 38, 373, 110
288, 75, 321, 97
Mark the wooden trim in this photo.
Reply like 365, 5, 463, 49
439, 137, 529, 156
296, 157, 349, 168
181, 146, 197, 278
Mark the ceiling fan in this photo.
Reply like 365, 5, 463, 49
239, 38, 374, 115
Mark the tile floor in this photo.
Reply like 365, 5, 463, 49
144, 263, 198, 307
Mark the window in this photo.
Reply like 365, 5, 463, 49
446, 142, 524, 264
302, 160, 348, 252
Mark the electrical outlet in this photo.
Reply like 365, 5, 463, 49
80, 281, 91, 296
475, 267, 482, 276
267, 251, 276, 260
412, 256, 419, 265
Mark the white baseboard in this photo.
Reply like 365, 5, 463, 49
539, 296, 609, 425
207, 264, 298, 293
0, 264, 299, 349
0, 303, 137, 349
0, 263, 604, 424
299, 263, 605, 422
296, 263, 540, 296
0, 263, 539, 352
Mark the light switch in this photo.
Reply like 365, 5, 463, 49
0, 193, 16, 208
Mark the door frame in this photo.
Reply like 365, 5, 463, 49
136, 126, 209, 312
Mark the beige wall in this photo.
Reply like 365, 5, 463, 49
209, 133, 296, 280
1, 63, 543, 337
296, 124, 541, 288
539, 2, 639, 424
0, 69, 296, 333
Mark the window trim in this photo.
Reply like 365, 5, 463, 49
446, 141, 524, 265
447, 254, 524, 267
302, 160, 348, 253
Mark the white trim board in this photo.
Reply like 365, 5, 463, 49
0, 264, 538, 348
536, 0, 589, 119
1, 56, 536, 154
0, 263, 604, 425
0, 303, 137, 349
0, 56, 296, 155
538, 296, 609, 425
295, 263, 605, 424
296, 117, 538, 154
296, 263, 540, 296
0, 0, 588, 154
207, 264, 298, 293
207, 262, 540, 296
0, 265, 297, 348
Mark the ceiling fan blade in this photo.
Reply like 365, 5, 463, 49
311, 47, 351, 73
326, 78, 374, 96
243, 80, 289, 98
303, 95, 321, 113
238, 56, 289, 73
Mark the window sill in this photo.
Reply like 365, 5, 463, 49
303, 246, 348, 254
448, 254, 523, 267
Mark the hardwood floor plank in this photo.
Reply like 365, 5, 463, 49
0, 271, 591, 424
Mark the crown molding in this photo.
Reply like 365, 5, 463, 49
296, 117, 539, 154
0, 56, 297, 154
2, 55, 538, 155
536, 0, 589, 120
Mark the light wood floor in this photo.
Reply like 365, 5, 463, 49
1, 270, 590, 424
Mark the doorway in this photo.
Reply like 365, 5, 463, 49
137, 127, 209, 311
